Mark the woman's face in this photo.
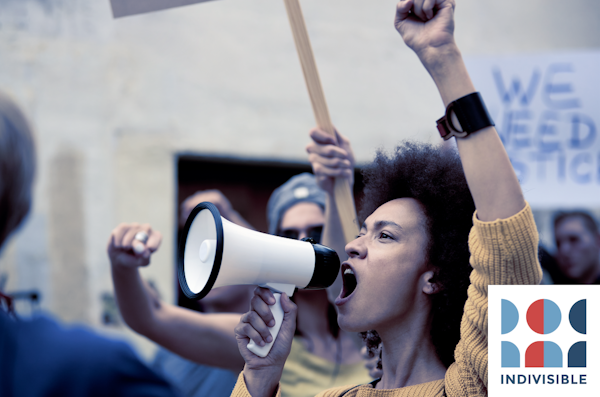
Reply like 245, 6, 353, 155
335, 198, 432, 333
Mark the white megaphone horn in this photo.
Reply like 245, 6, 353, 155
178, 202, 340, 357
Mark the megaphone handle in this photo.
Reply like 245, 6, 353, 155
247, 292, 284, 358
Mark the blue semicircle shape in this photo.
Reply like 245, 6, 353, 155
502, 341, 520, 368
502, 299, 519, 334
569, 299, 586, 334
568, 341, 586, 368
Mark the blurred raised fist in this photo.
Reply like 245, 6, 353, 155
107, 223, 162, 269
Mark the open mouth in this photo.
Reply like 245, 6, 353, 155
340, 263, 357, 299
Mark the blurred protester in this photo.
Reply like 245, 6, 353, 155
111, 190, 254, 397
108, 175, 372, 397
537, 245, 558, 284
179, 189, 254, 232
553, 211, 600, 284
0, 91, 178, 397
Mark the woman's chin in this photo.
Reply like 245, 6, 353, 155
338, 314, 369, 333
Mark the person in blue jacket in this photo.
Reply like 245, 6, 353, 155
0, 90, 179, 397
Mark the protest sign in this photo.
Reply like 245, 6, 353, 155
466, 51, 600, 208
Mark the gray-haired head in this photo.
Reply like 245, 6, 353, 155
267, 173, 326, 235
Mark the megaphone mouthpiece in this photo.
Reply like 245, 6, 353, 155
301, 238, 340, 290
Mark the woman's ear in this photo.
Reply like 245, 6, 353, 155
422, 270, 439, 295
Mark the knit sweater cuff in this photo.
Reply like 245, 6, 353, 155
230, 371, 282, 397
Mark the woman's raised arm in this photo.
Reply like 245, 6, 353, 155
395, 0, 525, 221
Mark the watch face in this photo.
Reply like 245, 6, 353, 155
452, 92, 494, 135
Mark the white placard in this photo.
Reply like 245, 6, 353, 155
466, 52, 600, 208
110, 0, 216, 18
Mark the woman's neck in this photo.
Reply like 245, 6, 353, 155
376, 311, 446, 389
295, 289, 331, 336
295, 290, 363, 365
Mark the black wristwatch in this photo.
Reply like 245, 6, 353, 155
436, 92, 495, 140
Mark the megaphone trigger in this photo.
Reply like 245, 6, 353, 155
246, 282, 295, 357
246, 290, 286, 357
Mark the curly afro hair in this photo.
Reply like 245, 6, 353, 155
359, 141, 475, 369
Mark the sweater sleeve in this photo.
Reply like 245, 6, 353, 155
230, 372, 282, 397
445, 203, 542, 397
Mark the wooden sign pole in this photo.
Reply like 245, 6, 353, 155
283, 0, 358, 243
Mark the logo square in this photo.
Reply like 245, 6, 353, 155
489, 285, 600, 397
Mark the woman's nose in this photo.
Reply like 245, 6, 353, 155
345, 236, 365, 258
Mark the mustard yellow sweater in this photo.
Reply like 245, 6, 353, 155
232, 204, 542, 397
280, 337, 371, 397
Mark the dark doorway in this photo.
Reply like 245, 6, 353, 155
178, 155, 364, 233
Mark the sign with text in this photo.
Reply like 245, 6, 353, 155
110, 0, 216, 18
466, 52, 600, 208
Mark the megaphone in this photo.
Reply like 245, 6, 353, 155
178, 202, 340, 357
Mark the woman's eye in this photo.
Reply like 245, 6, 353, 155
379, 232, 392, 239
